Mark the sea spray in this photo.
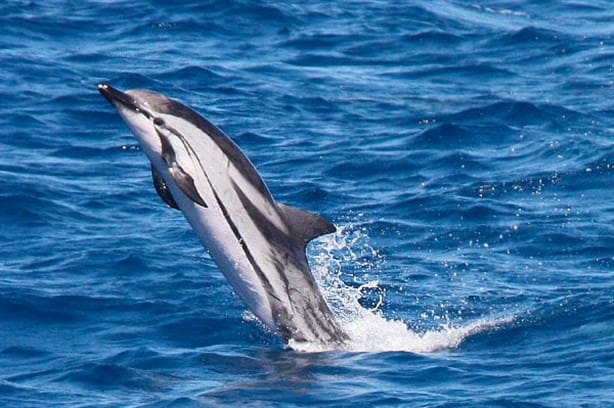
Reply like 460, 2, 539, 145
301, 223, 514, 353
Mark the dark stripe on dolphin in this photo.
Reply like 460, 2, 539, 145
230, 179, 295, 248
152, 98, 272, 202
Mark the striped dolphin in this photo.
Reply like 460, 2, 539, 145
98, 84, 348, 347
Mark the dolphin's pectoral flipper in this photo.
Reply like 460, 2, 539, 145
151, 165, 180, 210
156, 127, 208, 208
169, 163, 208, 208
278, 203, 336, 247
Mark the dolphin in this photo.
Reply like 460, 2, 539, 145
98, 84, 348, 347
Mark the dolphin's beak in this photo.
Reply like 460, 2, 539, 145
98, 83, 150, 118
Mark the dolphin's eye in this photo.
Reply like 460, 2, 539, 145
153, 117, 165, 126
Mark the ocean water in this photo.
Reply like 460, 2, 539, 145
1, 0, 612, 406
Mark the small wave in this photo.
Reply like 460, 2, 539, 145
411, 123, 475, 150
410, 64, 513, 79
442, 100, 582, 128
57, 362, 164, 391
401, 30, 463, 45
0, 346, 50, 358
503, 26, 564, 45
470, 4, 529, 18
157, 66, 227, 83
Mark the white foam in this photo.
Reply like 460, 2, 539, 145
289, 315, 512, 354
296, 223, 513, 354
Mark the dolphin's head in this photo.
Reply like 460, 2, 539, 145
99, 83, 210, 208
98, 84, 178, 164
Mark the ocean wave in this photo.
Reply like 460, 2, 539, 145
56, 362, 168, 392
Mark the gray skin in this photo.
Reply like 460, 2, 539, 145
99, 84, 349, 346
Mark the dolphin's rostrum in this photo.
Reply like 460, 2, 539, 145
98, 84, 348, 346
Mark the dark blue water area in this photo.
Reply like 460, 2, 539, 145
1, 0, 612, 406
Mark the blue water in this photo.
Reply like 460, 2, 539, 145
1, 0, 612, 406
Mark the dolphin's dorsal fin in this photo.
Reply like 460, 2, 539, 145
278, 203, 336, 246
151, 165, 180, 210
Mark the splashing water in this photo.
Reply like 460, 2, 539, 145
293, 223, 514, 353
